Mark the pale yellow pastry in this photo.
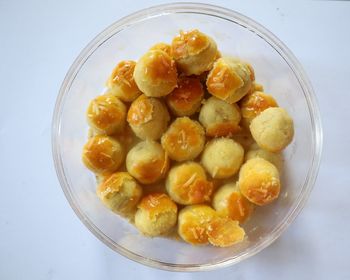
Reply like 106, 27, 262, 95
96, 172, 142, 216
178, 205, 216, 245
149, 42, 172, 57
171, 29, 218, 75
238, 158, 281, 206
207, 216, 245, 247
250, 107, 294, 152
126, 140, 169, 184
212, 182, 254, 223
161, 117, 205, 162
106, 60, 142, 102
206, 57, 254, 104
240, 91, 278, 127
201, 138, 244, 179
127, 95, 170, 140
133, 50, 177, 97
86, 94, 126, 135
135, 193, 178, 236
166, 77, 204, 116
82, 135, 124, 174
166, 162, 213, 205
245, 143, 283, 170
199, 96, 241, 137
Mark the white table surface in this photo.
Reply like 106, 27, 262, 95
1, 0, 349, 279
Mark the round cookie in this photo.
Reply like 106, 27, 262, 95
201, 138, 244, 179
149, 42, 172, 57
240, 91, 278, 127
133, 49, 177, 97
127, 95, 170, 140
166, 77, 204, 117
161, 117, 205, 162
166, 161, 213, 205
171, 29, 218, 75
199, 96, 241, 137
126, 140, 169, 184
82, 135, 124, 174
86, 94, 126, 135
245, 143, 283, 170
250, 107, 294, 152
238, 158, 281, 206
206, 57, 254, 104
106, 60, 142, 102
96, 172, 142, 216
212, 182, 254, 223
207, 216, 245, 247
135, 193, 178, 236
178, 205, 216, 245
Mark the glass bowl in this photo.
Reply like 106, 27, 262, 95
52, 3, 322, 271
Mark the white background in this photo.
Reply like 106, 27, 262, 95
0, 0, 349, 279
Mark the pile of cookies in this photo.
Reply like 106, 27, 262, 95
82, 29, 294, 247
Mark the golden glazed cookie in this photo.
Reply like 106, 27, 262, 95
135, 193, 178, 236
206, 57, 254, 104
96, 172, 142, 215
201, 138, 244, 179
238, 158, 281, 206
245, 143, 283, 170
82, 135, 124, 174
207, 216, 245, 247
250, 107, 294, 152
178, 205, 216, 245
199, 96, 241, 137
127, 95, 170, 140
86, 94, 126, 135
166, 162, 213, 205
212, 182, 254, 223
171, 29, 218, 75
149, 42, 172, 57
106, 60, 142, 102
126, 140, 169, 184
166, 77, 204, 116
161, 117, 205, 162
240, 91, 278, 127
133, 50, 177, 97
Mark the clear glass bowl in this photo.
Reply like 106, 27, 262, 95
52, 3, 322, 271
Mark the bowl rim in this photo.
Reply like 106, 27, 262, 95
52, 2, 323, 272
